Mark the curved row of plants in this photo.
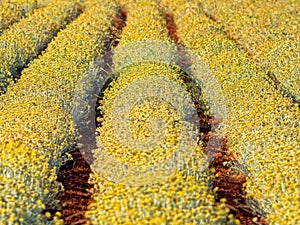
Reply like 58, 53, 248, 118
200, 0, 299, 103
160, 1, 299, 224
1, 0, 298, 224
0, 0, 82, 94
0, 0, 118, 223
86, 1, 237, 224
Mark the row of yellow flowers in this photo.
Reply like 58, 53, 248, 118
0, 0, 81, 94
201, 0, 299, 103
0, 0, 117, 223
86, 1, 237, 224
161, 1, 299, 224
0, 0, 41, 34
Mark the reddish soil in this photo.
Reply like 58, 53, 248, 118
195, 102, 266, 225
45, 7, 267, 225
164, 11, 267, 225
164, 13, 179, 44
56, 148, 94, 225
46, 8, 127, 225
110, 8, 127, 48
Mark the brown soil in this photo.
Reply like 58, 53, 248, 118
46, 8, 127, 225
110, 8, 127, 48
164, 11, 267, 225
44, 7, 267, 225
196, 103, 267, 225
56, 148, 94, 225
164, 12, 179, 44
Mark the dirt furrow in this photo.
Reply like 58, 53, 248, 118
54, 8, 127, 225
163, 11, 267, 225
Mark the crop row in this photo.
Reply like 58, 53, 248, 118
0, 0, 43, 34
0, 0, 117, 223
86, 1, 237, 224
201, 0, 299, 103
161, 1, 299, 224
0, 0, 81, 94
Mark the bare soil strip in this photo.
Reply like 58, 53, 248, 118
163, 12, 267, 225
46, 7, 266, 225
97, 7, 127, 129
52, 8, 127, 225
57, 147, 94, 225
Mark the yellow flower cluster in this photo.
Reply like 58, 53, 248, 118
119, 0, 170, 44
0, 141, 63, 224
264, 41, 299, 103
0, 0, 81, 94
87, 172, 236, 224
0, 0, 38, 34
86, 1, 237, 224
162, 1, 299, 224
0, 0, 117, 223
200, 0, 300, 102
